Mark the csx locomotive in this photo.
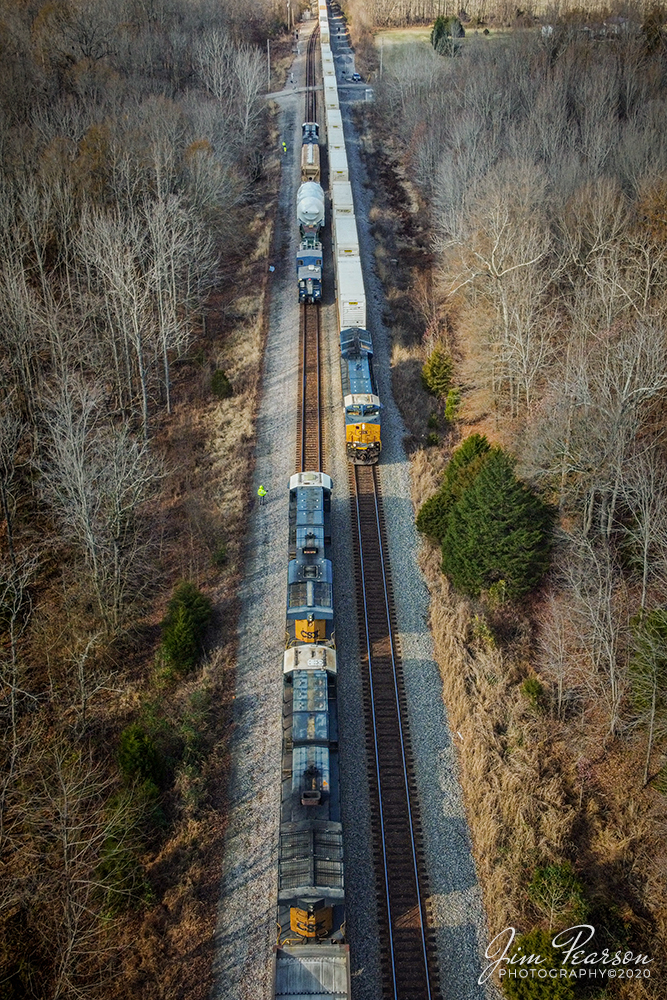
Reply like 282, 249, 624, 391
273, 472, 350, 998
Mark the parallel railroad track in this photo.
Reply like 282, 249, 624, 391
349, 463, 440, 1000
296, 302, 322, 472
305, 23, 318, 122
295, 25, 322, 475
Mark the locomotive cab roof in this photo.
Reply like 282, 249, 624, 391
340, 326, 373, 358
301, 121, 320, 142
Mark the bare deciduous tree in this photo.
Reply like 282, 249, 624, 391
39, 377, 163, 632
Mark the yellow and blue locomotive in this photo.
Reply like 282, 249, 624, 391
339, 327, 381, 464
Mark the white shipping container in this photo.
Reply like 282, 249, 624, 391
320, 25, 330, 43
324, 86, 339, 110
331, 181, 354, 214
328, 125, 344, 148
333, 214, 360, 257
323, 71, 337, 88
326, 110, 343, 145
326, 108, 343, 131
328, 144, 349, 183
336, 256, 366, 330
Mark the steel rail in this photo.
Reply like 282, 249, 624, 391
350, 464, 436, 1000
368, 465, 432, 1000
351, 464, 399, 1000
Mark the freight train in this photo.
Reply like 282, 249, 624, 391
273, 472, 350, 998
292, 15, 382, 461
297, 124, 323, 304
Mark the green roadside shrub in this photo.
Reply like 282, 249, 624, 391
161, 581, 213, 675
445, 387, 461, 421
522, 677, 546, 710
441, 448, 554, 599
501, 927, 577, 1000
118, 724, 161, 784
416, 433, 491, 542
526, 862, 588, 927
96, 837, 153, 914
422, 347, 453, 399
211, 369, 233, 399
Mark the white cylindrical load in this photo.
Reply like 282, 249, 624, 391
297, 181, 325, 229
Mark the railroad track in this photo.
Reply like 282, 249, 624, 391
305, 22, 318, 122
296, 303, 322, 472
350, 464, 440, 1000
295, 25, 322, 475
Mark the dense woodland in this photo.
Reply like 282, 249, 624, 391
0, 0, 290, 995
353, 1, 667, 990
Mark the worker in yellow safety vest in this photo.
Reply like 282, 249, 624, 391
257, 485, 267, 505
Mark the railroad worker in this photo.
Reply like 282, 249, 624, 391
257, 484, 267, 506
282, 140, 287, 154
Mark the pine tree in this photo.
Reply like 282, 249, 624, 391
421, 347, 453, 399
501, 928, 577, 1000
161, 581, 212, 674
416, 434, 491, 541
441, 449, 554, 599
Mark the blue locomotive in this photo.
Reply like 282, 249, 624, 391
339, 327, 381, 464
297, 238, 323, 303
286, 472, 333, 646
277, 472, 345, 948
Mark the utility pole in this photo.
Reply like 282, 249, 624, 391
267, 38, 270, 92
287, 0, 291, 31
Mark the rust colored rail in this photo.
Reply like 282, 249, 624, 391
350, 464, 440, 1000
305, 23, 318, 122
296, 303, 322, 473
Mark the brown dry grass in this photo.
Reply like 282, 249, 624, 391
100, 154, 280, 1000
358, 100, 667, 991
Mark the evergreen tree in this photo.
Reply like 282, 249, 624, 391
526, 862, 588, 929
501, 928, 577, 1000
161, 581, 212, 674
422, 347, 453, 399
416, 434, 491, 541
441, 449, 554, 599
431, 15, 465, 55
